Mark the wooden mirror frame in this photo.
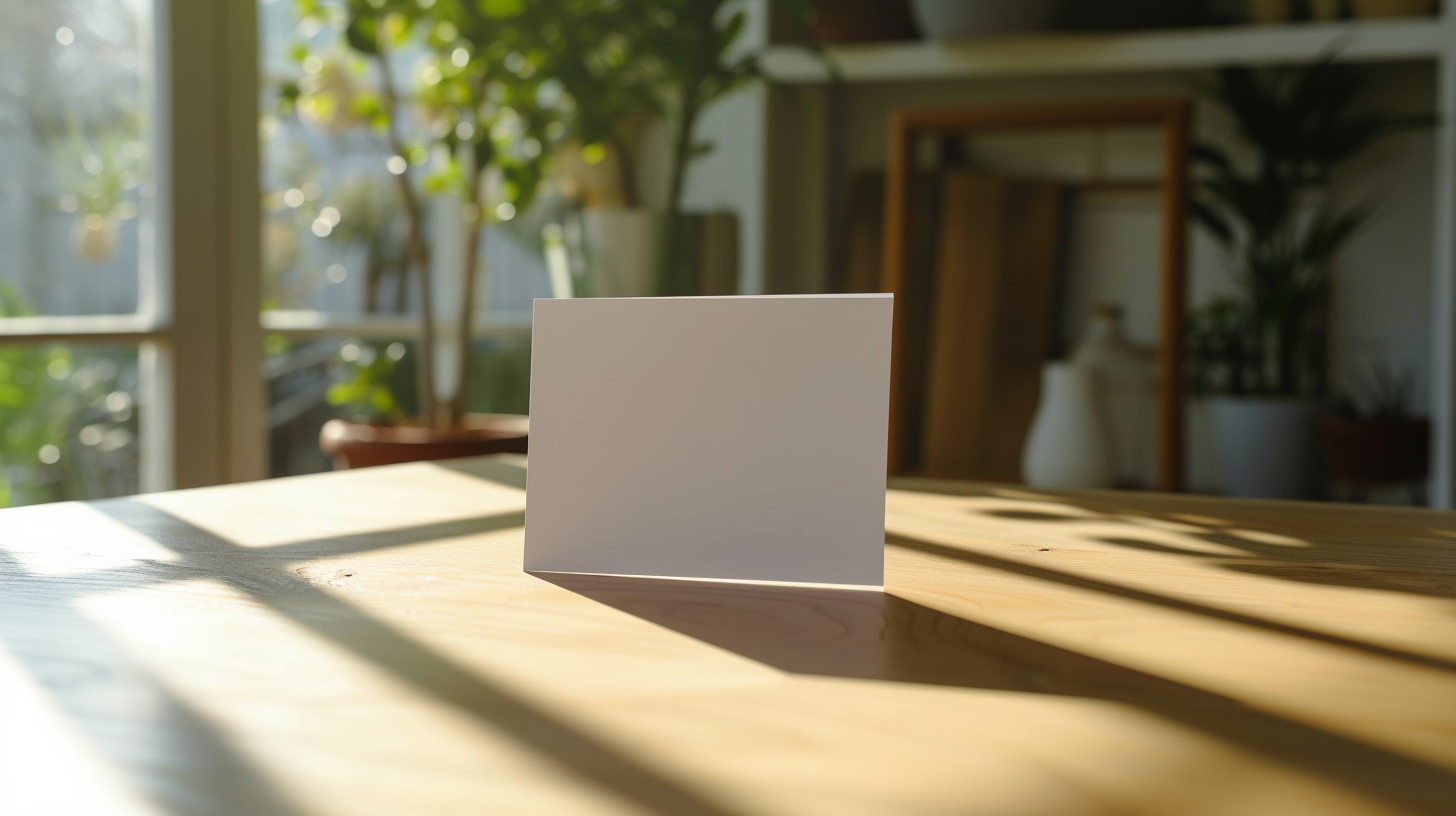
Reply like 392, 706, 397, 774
882, 99, 1192, 492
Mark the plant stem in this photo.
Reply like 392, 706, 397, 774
374, 45, 441, 429
664, 91, 700, 221
612, 136, 639, 209
661, 83, 704, 295
450, 169, 487, 424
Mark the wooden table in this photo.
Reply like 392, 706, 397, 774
2, 456, 1454, 815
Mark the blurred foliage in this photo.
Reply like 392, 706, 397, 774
284, 0, 568, 216
326, 340, 412, 423
45, 109, 146, 220
1187, 57, 1434, 396
278, 0, 814, 425
545, 0, 815, 213
1330, 359, 1417, 420
465, 340, 531, 414
0, 285, 136, 507
326, 337, 528, 421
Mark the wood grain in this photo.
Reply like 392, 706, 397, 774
3, 456, 1456, 815
920, 171, 1063, 481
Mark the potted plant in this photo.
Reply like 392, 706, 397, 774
1322, 361, 1429, 503
1186, 57, 1431, 498
549, 0, 817, 298
281, 0, 565, 467
47, 113, 144, 265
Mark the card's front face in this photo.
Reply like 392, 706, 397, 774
524, 295, 892, 587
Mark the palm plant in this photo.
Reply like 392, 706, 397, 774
1187, 58, 1433, 396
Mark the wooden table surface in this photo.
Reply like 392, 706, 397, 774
2, 456, 1455, 816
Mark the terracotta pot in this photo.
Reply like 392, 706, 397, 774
811, 0, 918, 43
320, 414, 528, 470
1321, 417, 1429, 485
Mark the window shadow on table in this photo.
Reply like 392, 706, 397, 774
888, 531, 1456, 676
541, 570, 1456, 816
0, 548, 313, 816
5, 499, 744, 816
909, 480, 1456, 603
536, 572, 1067, 693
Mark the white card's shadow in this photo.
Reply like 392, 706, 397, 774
533, 571, 1068, 692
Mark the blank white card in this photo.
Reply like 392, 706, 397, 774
524, 294, 893, 587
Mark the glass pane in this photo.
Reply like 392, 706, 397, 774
265, 334, 529, 477
0, 342, 141, 507
0, 0, 153, 317
257, 0, 553, 319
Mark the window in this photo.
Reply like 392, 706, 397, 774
0, 0, 264, 506
0, 0, 151, 506
258, 0, 539, 478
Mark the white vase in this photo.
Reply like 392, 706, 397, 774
1021, 362, 1117, 490
1072, 305, 1156, 488
1210, 397, 1321, 499
908, 0, 1056, 41
566, 209, 739, 298
570, 208, 661, 298
70, 213, 118, 263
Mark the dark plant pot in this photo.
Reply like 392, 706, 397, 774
1321, 417, 1429, 485
320, 414, 528, 470
811, 0, 918, 43
1210, 397, 1321, 499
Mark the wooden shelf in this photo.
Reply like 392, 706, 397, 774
762, 18, 1449, 84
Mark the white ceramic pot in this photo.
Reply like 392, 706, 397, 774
1021, 362, 1117, 490
1210, 397, 1321, 499
571, 208, 661, 298
70, 213, 118, 263
567, 209, 739, 298
908, 0, 1056, 40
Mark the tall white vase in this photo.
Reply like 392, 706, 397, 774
1021, 362, 1117, 490
1071, 305, 1156, 488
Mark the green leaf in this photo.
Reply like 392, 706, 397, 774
1189, 198, 1234, 246
482, 0, 525, 17
345, 14, 380, 55
370, 388, 396, 413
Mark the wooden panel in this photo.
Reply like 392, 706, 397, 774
833, 172, 886, 294
3, 457, 1455, 814
921, 172, 1063, 481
